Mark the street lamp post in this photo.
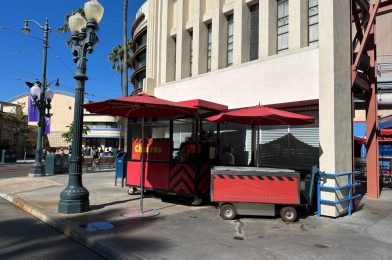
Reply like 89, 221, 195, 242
22, 18, 50, 177
58, 0, 104, 214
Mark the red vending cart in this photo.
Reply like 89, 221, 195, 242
126, 99, 227, 205
211, 166, 316, 222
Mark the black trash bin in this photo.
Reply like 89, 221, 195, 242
61, 154, 69, 173
115, 152, 127, 187
45, 154, 62, 175
1, 149, 17, 163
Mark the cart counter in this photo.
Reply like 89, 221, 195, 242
211, 166, 301, 205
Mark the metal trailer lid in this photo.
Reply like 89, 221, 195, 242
211, 166, 300, 177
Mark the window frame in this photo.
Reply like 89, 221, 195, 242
249, 4, 259, 61
308, 0, 319, 44
277, 0, 289, 53
226, 14, 234, 67
207, 23, 212, 72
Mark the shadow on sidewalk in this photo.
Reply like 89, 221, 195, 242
89, 198, 140, 211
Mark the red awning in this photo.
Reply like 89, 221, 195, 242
206, 105, 315, 125
176, 99, 228, 113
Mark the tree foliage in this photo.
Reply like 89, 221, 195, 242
0, 103, 27, 133
108, 41, 133, 95
61, 122, 91, 144
57, 8, 100, 46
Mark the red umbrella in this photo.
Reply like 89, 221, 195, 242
83, 93, 197, 118
206, 105, 315, 125
83, 93, 197, 217
206, 105, 315, 167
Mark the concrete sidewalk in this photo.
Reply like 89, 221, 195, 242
1, 171, 392, 259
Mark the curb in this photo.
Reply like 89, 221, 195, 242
0, 193, 144, 260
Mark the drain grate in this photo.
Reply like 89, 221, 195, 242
81, 221, 114, 232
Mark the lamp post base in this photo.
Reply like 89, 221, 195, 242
58, 198, 89, 214
58, 185, 90, 214
28, 163, 45, 177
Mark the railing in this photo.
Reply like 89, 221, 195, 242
317, 171, 363, 217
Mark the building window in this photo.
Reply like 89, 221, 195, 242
189, 31, 193, 76
249, 4, 259, 61
173, 36, 177, 79
207, 23, 212, 72
308, 0, 319, 44
227, 14, 234, 66
277, 0, 289, 53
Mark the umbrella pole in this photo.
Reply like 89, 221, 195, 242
140, 116, 145, 214
122, 115, 159, 219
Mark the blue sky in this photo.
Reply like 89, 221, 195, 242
0, 0, 145, 102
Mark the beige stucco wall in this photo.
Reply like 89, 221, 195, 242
156, 47, 319, 108
10, 92, 122, 148
10, 92, 75, 148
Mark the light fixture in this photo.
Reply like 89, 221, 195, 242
45, 88, 54, 101
22, 19, 31, 35
84, 0, 104, 24
68, 13, 87, 34
30, 83, 42, 101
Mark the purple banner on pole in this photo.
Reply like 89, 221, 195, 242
45, 117, 51, 134
28, 92, 39, 122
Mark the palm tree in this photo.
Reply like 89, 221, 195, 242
108, 41, 133, 96
108, 45, 124, 94
57, 8, 85, 46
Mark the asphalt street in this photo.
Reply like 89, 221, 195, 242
0, 197, 105, 260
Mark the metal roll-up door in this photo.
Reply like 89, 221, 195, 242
259, 109, 319, 171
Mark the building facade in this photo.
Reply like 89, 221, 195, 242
131, 0, 392, 216
9, 91, 124, 153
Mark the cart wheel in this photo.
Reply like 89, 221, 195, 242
220, 204, 237, 220
280, 206, 297, 222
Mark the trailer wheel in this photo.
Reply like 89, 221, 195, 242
280, 206, 297, 222
220, 204, 237, 220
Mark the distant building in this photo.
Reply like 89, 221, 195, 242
8, 91, 124, 154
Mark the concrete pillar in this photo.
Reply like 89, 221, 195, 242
260, 0, 277, 57
233, 0, 250, 64
318, 0, 352, 217
160, 0, 176, 84
212, 0, 226, 70
289, 0, 308, 50
175, 0, 192, 79
145, 0, 161, 93
193, 0, 209, 75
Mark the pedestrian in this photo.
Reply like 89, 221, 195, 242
92, 147, 99, 159
221, 146, 235, 166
